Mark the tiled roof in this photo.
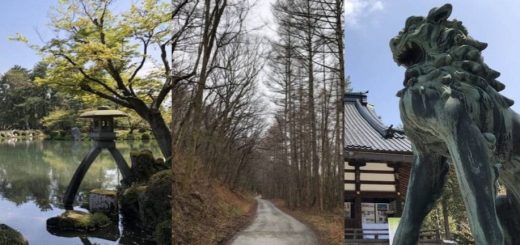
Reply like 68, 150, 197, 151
344, 92, 412, 154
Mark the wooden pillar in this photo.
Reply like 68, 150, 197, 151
394, 163, 403, 216
354, 196, 362, 228
353, 162, 362, 228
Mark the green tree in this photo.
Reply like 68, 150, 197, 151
0, 64, 56, 130
20, 0, 175, 157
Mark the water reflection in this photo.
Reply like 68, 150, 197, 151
0, 139, 160, 244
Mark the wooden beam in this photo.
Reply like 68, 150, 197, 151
345, 180, 396, 185
345, 169, 395, 174
345, 190, 397, 199
344, 150, 413, 163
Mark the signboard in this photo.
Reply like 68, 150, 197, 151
388, 217, 401, 245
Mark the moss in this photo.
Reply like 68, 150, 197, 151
120, 170, 171, 238
46, 210, 112, 232
90, 189, 117, 197
153, 220, 171, 245
120, 185, 147, 220
0, 224, 27, 245
139, 170, 172, 229
129, 150, 168, 183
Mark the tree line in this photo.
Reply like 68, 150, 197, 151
0, 63, 78, 131
0, 62, 156, 136
169, 0, 266, 192
252, 0, 346, 211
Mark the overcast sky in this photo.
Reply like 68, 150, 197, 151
345, 0, 520, 126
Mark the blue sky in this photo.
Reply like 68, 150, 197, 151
0, 1, 53, 72
0, 0, 133, 73
3, 1, 520, 126
346, 0, 520, 126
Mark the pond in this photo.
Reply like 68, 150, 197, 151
0, 139, 162, 245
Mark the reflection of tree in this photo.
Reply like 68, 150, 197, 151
0, 141, 52, 210
0, 140, 160, 211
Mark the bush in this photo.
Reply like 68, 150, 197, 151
49, 131, 60, 139
41, 109, 77, 131
59, 130, 67, 137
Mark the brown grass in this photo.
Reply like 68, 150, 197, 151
272, 199, 344, 245
172, 153, 256, 245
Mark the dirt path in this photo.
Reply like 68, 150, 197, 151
230, 198, 319, 245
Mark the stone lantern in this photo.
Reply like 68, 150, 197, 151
63, 106, 133, 210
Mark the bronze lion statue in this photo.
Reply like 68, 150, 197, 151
390, 4, 520, 245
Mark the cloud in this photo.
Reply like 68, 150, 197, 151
345, 0, 384, 27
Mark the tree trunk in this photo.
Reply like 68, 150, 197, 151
148, 111, 172, 158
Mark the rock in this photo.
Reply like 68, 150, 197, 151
120, 150, 171, 244
139, 170, 172, 229
120, 170, 172, 244
46, 210, 111, 232
89, 189, 118, 215
0, 224, 28, 245
129, 150, 169, 183
120, 185, 147, 220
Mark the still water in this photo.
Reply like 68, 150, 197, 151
0, 139, 161, 245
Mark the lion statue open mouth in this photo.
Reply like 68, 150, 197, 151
390, 4, 520, 245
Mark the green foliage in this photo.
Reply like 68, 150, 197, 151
153, 219, 172, 245
24, 0, 171, 113
421, 168, 474, 243
0, 64, 53, 130
46, 210, 112, 231
14, 0, 175, 157
41, 109, 78, 131
0, 62, 87, 131
117, 109, 149, 133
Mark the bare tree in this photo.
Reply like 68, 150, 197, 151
258, 0, 346, 211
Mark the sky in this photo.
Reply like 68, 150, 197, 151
345, 0, 520, 126
0, 1, 53, 72
4, 1, 520, 127
0, 0, 134, 73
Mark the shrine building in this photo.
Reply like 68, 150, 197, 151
344, 92, 413, 230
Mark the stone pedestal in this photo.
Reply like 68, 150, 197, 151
89, 189, 118, 215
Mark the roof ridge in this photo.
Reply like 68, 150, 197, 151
353, 99, 396, 138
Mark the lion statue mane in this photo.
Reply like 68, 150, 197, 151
390, 4, 520, 245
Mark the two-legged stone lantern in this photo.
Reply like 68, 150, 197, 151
63, 106, 133, 210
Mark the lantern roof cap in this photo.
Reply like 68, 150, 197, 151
79, 106, 127, 118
